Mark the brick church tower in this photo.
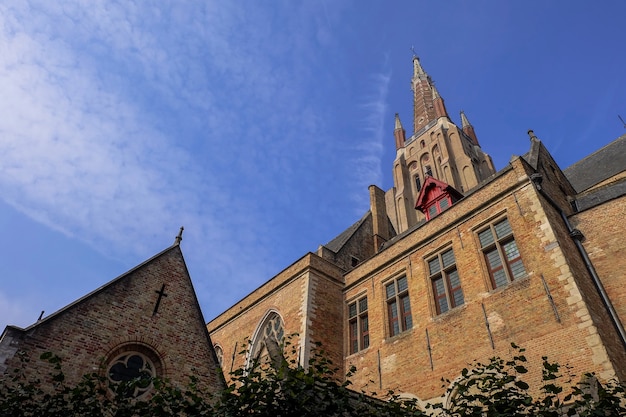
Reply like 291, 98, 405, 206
389, 56, 495, 233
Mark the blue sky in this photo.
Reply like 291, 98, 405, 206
1, 1, 625, 330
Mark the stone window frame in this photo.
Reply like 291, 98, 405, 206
347, 295, 369, 354
384, 275, 413, 337
476, 217, 527, 289
246, 310, 285, 370
427, 246, 465, 315
104, 342, 163, 399
213, 344, 224, 368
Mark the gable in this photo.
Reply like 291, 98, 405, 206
415, 176, 464, 220
0, 244, 224, 395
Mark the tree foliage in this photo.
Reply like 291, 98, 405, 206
0, 342, 624, 416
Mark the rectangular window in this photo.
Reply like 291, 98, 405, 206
478, 218, 527, 289
385, 276, 412, 337
428, 248, 464, 315
348, 296, 369, 354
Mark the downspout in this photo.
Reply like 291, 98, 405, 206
529, 173, 626, 349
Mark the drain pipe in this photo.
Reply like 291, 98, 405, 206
529, 172, 626, 349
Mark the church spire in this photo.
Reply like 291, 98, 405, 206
411, 55, 438, 132
460, 111, 479, 146
394, 113, 407, 150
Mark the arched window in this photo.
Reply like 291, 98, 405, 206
105, 343, 163, 398
248, 311, 285, 369
214, 345, 224, 368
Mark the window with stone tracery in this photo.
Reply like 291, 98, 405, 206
249, 312, 285, 369
107, 351, 158, 398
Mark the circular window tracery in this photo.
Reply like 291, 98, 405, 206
105, 344, 162, 398
108, 352, 156, 397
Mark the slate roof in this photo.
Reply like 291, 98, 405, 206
575, 180, 626, 211
324, 212, 370, 253
564, 134, 626, 193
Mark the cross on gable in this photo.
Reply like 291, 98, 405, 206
152, 283, 168, 316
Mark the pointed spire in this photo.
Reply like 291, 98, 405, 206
174, 226, 184, 245
411, 54, 440, 129
461, 111, 480, 146
394, 113, 403, 130
432, 83, 449, 120
460, 110, 471, 128
394, 113, 407, 150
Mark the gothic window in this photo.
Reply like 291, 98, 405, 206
386, 276, 412, 337
415, 175, 421, 192
348, 296, 369, 354
478, 218, 527, 289
214, 345, 224, 368
425, 165, 433, 177
428, 248, 464, 314
249, 312, 285, 369
106, 347, 161, 398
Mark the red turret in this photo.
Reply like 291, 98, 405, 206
460, 111, 479, 146
394, 113, 406, 150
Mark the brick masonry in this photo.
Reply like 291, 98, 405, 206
0, 245, 224, 396
208, 142, 626, 405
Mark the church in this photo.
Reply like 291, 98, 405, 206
1, 56, 626, 408
206, 56, 626, 406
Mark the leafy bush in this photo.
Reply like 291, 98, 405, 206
0, 342, 624, 416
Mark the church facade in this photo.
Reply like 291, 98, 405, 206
0, 239, 225, 397
207, 57, 626, 406
1, 56, 626, 409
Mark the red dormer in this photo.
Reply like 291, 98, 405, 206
415, 176, 464, 221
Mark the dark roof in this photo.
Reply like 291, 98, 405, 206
564, 134, 626, 193
324, 212, 370, 253
575, 179, 626, 211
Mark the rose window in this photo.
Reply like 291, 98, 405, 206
107, 352, 157, 397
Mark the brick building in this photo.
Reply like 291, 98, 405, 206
207, 57, 626, 407
0, 233, 225, 398
2, 56, 625, 410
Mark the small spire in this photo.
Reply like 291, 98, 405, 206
174, 226, 184, 245
460, 110, 471, 128
461, 111, 479, 146
393, 113, 407, 150
394, 113, 403, 130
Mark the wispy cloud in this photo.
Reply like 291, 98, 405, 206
0, 1, 361, 324
349, 65, 392, 213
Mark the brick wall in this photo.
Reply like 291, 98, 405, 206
207, 253, 345, 382
0, 246, 223, 396
342, 157, 619, 402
